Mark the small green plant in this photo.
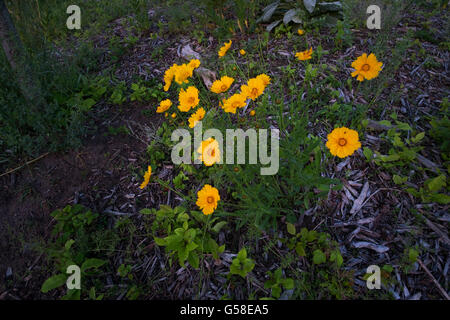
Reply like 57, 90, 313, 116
142, 205, 225, 269
229, 248, 255, 278
285, 224, 343, 268
263, 267, 294, 299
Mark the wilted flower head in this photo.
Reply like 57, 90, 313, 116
295, 47, 313, 61
218, 40, 232, 57
139, 166, 152, 189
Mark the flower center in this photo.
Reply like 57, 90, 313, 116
232, 102, 240, 108
221, 84, 227, 91
210, 149, 215, 157
251, 88, 258, 96
188, 97, 195, 104
207, 196, 215, 204
338, 138, 347, 146
361, 64, 370, 72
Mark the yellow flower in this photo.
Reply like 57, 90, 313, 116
218, 40, 232, 57
196, 184, 220, 215
188, 59, 201, 69
250, 110, 255, 116
197, 137, 221, 166
171, 113, 176, 118
256, 74, 271, 87
164, 112, 168, 118
241, 77, 265, 100
326, 127, 361, 158
174, 63, 194, 84
188, 107, 206, 128
210, 76, 235, 94
295, 47, 313, 61
222, 93, 247, 114
240, 49, 246, 56
178, 86, 199, 112
297, 29, 304, 35
163, 64, 178, 91
139, 166, 152, 189
351, 53, 383, 82
156, 99, 172, 113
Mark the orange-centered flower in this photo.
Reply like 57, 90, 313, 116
326, 127, 361, 158
218, 40, 232, 58
178, 86, 199, 112
197, 137, 221, 166
196, 184, 220, 215
210, 76, 234, 94
351, 53, 383, 81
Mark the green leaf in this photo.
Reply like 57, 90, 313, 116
411, 132, 425, 144
378, 120, 392, 127
154, 237, 166, 246
396, 121, 412, 131
295, 242, 306, 256
393, 175, 407, 185
139, 208, 152, 215
81, 258, 106, 272
286, 222, 296, 235
65, 239, 75, 250
283, 278, 294, 290
363, 147, 373, 161
426, 174, 446, 192
237, 248, 247, 261
408, 248, 419, 263
187, 252, 199, 269
312, 249, 326, 264
41, 274, 67, 293
212, 221, 227, 233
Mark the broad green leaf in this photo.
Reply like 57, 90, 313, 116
212, 221, 227, 233
154, 237, 166, 246
41, 274, 67, 293
426, 174, 446, 192
286, 222, 296, 235
312, 249, 326, 264
237, 248, 247, 261
411, 132, 425, 143
139, 208, 152, 215
187, 252, 199, 269
81, 258, 106, 272
295, 242, 306, 256
65, 239, 75, 250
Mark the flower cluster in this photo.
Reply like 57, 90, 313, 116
142, 44, 384, 217
163, 59, 201, 91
